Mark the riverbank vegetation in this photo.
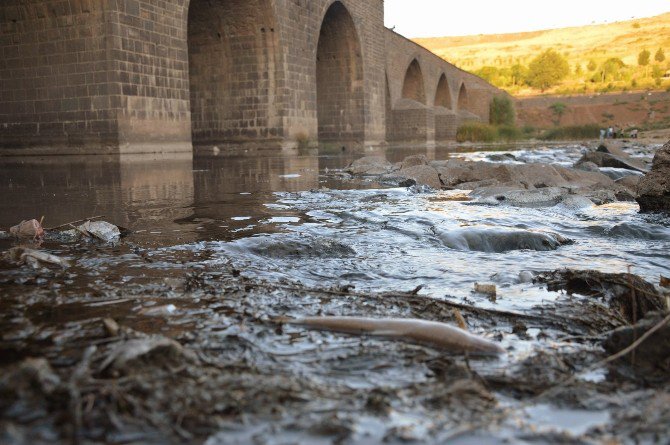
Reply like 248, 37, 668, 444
456, 122, 603, 142
458, 96, 603, 142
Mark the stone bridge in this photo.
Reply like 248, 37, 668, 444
0, 0, 502, 154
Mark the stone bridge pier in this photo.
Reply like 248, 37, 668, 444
0, 0, 502, 155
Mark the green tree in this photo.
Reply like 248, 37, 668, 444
475, 66, 500, 83
510, 64, 528, 86
587, 60, 597, 72
638, 49, 651, 67
526, 49, 570, 90
639, 49, 651, 78
549, 102, 568, 126
655, 48, 666, 63
489, 95, 516, 126
574, 63, 583, 75
599, 58, 626, 82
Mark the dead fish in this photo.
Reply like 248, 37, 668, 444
4, 247, 71, 269
9, 219, 44, 239
277, 316, 504, 355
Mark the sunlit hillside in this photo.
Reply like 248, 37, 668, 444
415, 12, 670, 96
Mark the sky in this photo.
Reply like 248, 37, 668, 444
384, 0, 670, 38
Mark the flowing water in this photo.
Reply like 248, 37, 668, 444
1, 143, 669, 444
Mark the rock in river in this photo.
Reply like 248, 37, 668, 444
636, 140, 670, 213
433, 227, 571, 253
575, 143, 648, 173
346, 156, 394, 176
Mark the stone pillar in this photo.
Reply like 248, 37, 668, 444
0, 0, 120, 153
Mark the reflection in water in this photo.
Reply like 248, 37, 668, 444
0, 152, 327, 245
184, 155, 320, 241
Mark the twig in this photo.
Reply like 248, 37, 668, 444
46, 215, 105, 231
532, 311, 669, 401
586, 311, 670, 370
69, 346, 96, 445
68, 223, 104, 242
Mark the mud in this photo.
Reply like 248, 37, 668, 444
1, 144, 669, 444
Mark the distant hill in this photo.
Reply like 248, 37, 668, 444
414, 13, 670, 96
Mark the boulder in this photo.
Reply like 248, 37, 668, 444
433, 227, 571, 253
575, 161, 599, 172
616, 175, 642, 191
400, 154, 429, 170
575, 151, 647, 173
596, 141, 636, 160
346, 155, 629, 202
346, 156, 394, 176
434, 161, 616, 192
471, 187, 568, 207
637, 141, 670, 213
398, 165, 443, 190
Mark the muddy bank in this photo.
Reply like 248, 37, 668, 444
1, 252, 669, 444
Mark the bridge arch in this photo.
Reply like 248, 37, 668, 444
457, 82, 469, 111
316, 1, 365, 144
434, 74, 452, 109
187, 0, 282, 146
401, 59, 426, 104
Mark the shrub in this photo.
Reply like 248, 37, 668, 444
549, 102, 568, 125
456, 123, 498, 142
540, 124, 601, 140
489, 95, 516, 126
295, 132, 310, 150
522, 124, 537, 136
497, 125, 522, 141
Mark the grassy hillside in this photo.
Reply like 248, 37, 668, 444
415, 13, 670, 96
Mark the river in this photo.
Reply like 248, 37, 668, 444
1, 142, 669, 444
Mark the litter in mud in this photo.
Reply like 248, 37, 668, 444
9, 219, 44, 239
2, 246, 71, 269
474, 283, 497, 299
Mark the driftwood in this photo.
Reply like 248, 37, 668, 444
276, 316, 505, 355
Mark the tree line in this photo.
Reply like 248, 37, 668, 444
473, 47, 668, 93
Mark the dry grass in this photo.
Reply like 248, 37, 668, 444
415, 12, 670, 96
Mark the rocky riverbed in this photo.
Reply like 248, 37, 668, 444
1, 141, 669, 444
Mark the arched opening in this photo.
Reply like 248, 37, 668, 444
457, 83, 469, 111
187, 0, 281, 146
434, 74, 452, 109
401, 59, 426, 104
316, 2, 364, 143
